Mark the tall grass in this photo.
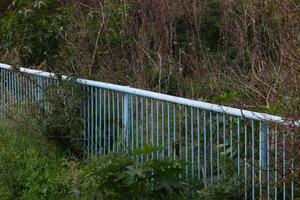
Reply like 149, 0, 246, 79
0, 121, 243, 200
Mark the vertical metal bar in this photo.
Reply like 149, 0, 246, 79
3, 69, 5, 104
131, 95, 134, 151
291, 130, 294, 200
283, 131, 286, 200
274, 126, 278, 200
238, 117, 241, 180
83, 87, 86, 155
179, 106, 182, 162
4, 70, 7, 113
99, 89, 102, 155
26, 74, 30, 103
141, 97, 144, 162
95, 89, 98, 155
156, 101, 159, 158
167, 103, 171, 158
5, 70, 7, 114
13, 72, 16, 104
6, 71, 9, 106
223, 114, 226, 177
112, 93, 115, 153
24, 72, 29, 104
146, 98, 149, 145
123, 93, 129, 150
91, 87, 94, 155
7, 70, 10, 106
210, 111, 213, 184
161, 101, 164, 159
173, 105, 176, 160
191, 107, 194, 179
244, 120, 248, 200
267, 126, 270, 200
108, 91, 111, 153
0, 69, 2, 116
16, 73, 19, 104
3, 70, 6, 107
146, 98, 149, 160
230, 116, 233, 160
197, 109, 201, 180
116, 92, 119, 153
136, 96, 139, 151
203, 110, 207, 186
13, 72, 17, 104
12, 71, 14, 105
33, 77, 36, 103
151, 99, 154, 159
21, 73, 24, 104
104, 90, 106, 155
252, 120, 255, 200
259, 122, 267, 198
87, 87, 91, 157
121, 94, 123, 151
7, 71, 9, 105
217, 113, 220, 180
185, 106, 188, 179
37, 76, 43, 102
0, 69, 2, 112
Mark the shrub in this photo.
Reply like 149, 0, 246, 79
0, 0, 63, 66
41, 76, 86, 157
66, 147, 243, 200
0, 121, 244, 200
73, 155, 188, 199
0, 123, 68, 200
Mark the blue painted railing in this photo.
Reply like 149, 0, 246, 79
0, 63, 298, 199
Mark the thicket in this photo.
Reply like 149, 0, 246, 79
0, 122, 243, 200
0, 0, 299, 120
0, 0, 299, 198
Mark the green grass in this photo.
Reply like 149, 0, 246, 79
0, 123, 69, 200
0, 122, 242, 200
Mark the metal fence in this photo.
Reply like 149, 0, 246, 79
0, 63, 298, 199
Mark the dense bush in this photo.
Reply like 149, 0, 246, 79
73, 154, 244, 200
1, 0, 299, 119
0, 122, 244, 200
42, 76, 86, 157
0, 0, 63, 66
0, 123, 68, 199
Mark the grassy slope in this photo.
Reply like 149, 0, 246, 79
0, 123, 68, 200
0, 122, 242, 200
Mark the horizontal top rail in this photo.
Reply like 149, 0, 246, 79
0, 63, 298, 125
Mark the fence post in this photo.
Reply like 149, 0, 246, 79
259, 122, 267, 199
37, 76, 43, 102
0, 69, 3, 117
123, 92, 131, 150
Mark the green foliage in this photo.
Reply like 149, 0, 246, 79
212, 92, 244, 104
104, 2, 130, 48
195, 177, 241, 200
41, 76, 85, 157
67, 145, 243, 200
0, 0, 63, 65
6, 75, 87, 157
72, 152, 188, 199
200, 0, 222, 51
0, 122, 245, 200
0, 123, 68, 200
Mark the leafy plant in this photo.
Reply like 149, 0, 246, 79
41, 75, 86, 157
0, 0, 63, 65
0, 123, 69, 200
0, 121, 247, 200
